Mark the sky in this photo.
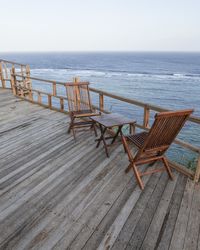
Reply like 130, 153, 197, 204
0, 0, 200, 52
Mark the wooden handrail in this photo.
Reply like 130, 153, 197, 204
14, 73, 66, 85
89, 87, 200, 125
10, 73, 200, 154
0, 59, 26, 66
11, 74, 200, 124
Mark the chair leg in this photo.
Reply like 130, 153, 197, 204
120, 130, 127, 153
72, 128, 76, 140
67, 122, 72, 134
162, 157, 173, 180
96, 125, 106, 148
68, 116, 76, 140
125, 163, 132, 173
131, 163, 144, 190
68, 116, 74, 134
92, 122, 97, 137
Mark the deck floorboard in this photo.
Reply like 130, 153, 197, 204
0, 88, 199, 250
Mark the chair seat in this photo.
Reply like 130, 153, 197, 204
72, 110, 100, 117
127, 132, 148, 149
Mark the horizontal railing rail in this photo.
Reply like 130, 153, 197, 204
0, 59, 27, 66
0, 59, 199, 182
11, 74, 200, 125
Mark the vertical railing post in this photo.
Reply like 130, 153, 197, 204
194, 155, 200, 182
24, 65, 33, 100
0, 62, 6, 88
48, 94, 52, 108
0, 62, 2, 86
143, 105, 150, 128
3, 62, 8, 80
29, 90, 33, 101
73, 77, 80, 110
53, 82, 57, 96
38, 92, 42, 104
130, 123, 136, 134
99, 92, 104, 112
21, 65, 24, 77
60, 98, 64, 112
73, 77, 80, 83
25, 65, 32, 89
10, 66, 17, 95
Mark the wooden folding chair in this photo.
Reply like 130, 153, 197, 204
65, 81, 100, 139
122, 109, 193, 189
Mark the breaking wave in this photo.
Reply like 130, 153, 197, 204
31, 68, 200, 80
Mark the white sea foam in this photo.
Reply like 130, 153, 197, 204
30, 68, 200, 81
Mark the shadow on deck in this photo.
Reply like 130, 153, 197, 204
0, 89, 200, 250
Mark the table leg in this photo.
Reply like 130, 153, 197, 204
119, 129, 127, 153
96, 125, 107, 148
91, 121, 97, 137
130, 123, 135, 134
102, 132, 109, 157
95, 125, 109, 157
111, 125, 123, 144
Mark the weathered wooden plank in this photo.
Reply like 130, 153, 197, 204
0, 119, 67, 160
0, 131, 73, 200
26, 146, 124, 250
18, 149, 122, 249
12, 147, 111, 249
0, 131, 92, 199
0, 123, 64, 159
0, 88, 197, 250
125, 172, 170, 250
65, 160, 144, 249
0, 138, 99, 248
1, 145, 122, 250
140, 173, 178, 249
111, 170, 162, 250
0, 108, 65, 139
0, 116, 73, 151
183, 182, 200, 250
90, 168, 153, 250
156, 174, 188, 250
169, 179, 195, 250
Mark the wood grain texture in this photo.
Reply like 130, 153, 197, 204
0, 89, 199, 250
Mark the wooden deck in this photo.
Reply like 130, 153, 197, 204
0, 88, 200, 250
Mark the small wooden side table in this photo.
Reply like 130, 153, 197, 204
91, 113, 136, 157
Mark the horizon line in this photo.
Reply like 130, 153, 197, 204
1, 50, 200, 54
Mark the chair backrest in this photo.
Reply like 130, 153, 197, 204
136, 109, 193, 159
65, 82, 92, 113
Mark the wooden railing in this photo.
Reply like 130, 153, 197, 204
0, 59, 200, 182
0, 59, 29, 89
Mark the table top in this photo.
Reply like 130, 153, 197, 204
91, 113, 136, 128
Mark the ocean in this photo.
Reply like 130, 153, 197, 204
0, 52, 199, 167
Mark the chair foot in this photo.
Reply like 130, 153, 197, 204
131, 163, 144, 190
162, 157, 174, 180
72, 128, 76, 140
125, 163, 132, 173
125, 163, 144, 190
67, 124, 71, 134
93, 123, 98, 137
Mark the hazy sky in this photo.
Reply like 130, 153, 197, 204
1, 0, 200, 52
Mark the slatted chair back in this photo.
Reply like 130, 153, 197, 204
135, 109, 193, 160
66, 82, 92, 113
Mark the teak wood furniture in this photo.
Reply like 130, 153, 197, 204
65, 81, 100, 139
91, 113, 136, 157
122, 109, 193, 190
